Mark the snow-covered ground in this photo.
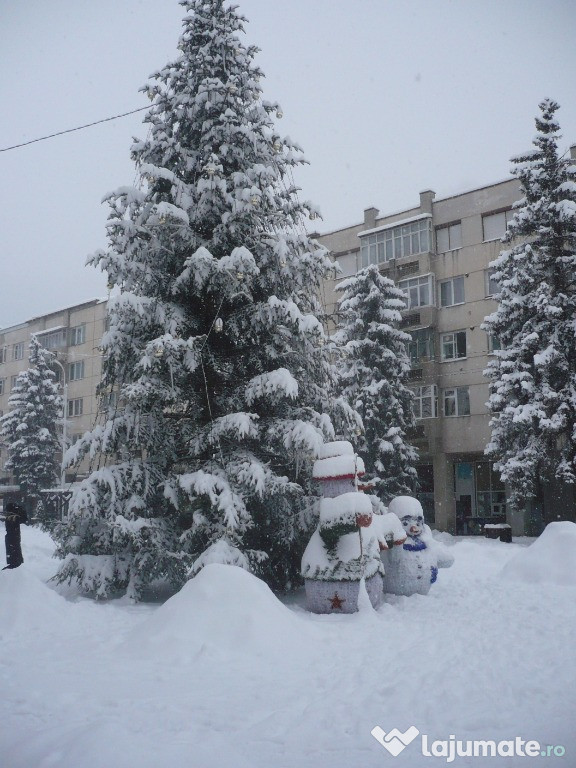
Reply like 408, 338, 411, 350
1, 523, 575, 768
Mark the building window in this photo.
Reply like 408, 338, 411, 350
485, 267, 499, 297
360, 217, 431, 267
0, 347, 6, 364
412, 385, 438, 419
68, 361, 85, 381
439, 276, 465, 307
99, 390, 118, 412
39, 329, 67, 350
0, 379, 4, 395
487, 333, 502, 352
443, 386, 470, 416
69, 324, 86, 346
482, 210, 514, 241
475, 462, 506, 518
441, 330, 467, 361
398, 274, 434, 309
436, 222, 462, 252
13, 342, 24, 361
68, 398, 83, 417
408, 328, 435, 364
11, 375, 18, 390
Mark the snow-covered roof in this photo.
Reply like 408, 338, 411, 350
358, 213, 432, 238
35, 325, 67, 336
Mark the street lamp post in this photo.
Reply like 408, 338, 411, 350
52, 357, 68, 488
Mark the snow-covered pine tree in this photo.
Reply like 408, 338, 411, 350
333, 264, 418, 502
483, 99, 576, 520
55, 0, 338, 599
0, 335, 62, 523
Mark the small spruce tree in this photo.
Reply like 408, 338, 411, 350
483, 98, 576, 521
333, 264, 418, 502
0, 336, 62, 522
55, 0, 338, 599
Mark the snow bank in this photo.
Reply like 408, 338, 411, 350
128, 563, 312, 660
0, 566, 67, 636
500, 521, 576, 585
2, 524, 576, 768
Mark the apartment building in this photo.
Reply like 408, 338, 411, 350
317, 178, 533, 535
0, 299, 108, 486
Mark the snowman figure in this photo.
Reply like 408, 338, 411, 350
382, 496, 454, 597
301, 441, 406, 613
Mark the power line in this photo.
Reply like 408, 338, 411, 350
0, 106, 150, 153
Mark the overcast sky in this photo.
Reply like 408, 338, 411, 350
1, 0, 575, 328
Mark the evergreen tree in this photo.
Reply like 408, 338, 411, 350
0, 336, 62, 521
483, 99, 576, 518
333, 264, 418, 502
55, 0, 338, 599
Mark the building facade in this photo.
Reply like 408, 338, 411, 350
317, 178, 533, 535
0, 299, 108, 487
3, 155, 574, 532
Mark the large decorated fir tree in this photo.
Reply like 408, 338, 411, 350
483, 99, 576, 520
333, 264, 418, 502
0, 335, 62, 520
55, 0, 338, 598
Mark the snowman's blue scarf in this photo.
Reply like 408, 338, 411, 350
403, 538, 427, 552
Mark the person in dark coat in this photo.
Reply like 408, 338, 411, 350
2, 501, 28, 570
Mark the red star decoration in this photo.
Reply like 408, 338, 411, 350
328, 592, 346, 610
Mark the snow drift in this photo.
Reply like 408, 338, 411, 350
126, 563, 314, 661
0, 566, 68, 637
500, 521, 576, 585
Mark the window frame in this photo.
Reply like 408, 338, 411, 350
408, 328, 435, 364
67, 397, 84, 417
69, 324, 86, 346
398, 273, 435, 310
485, 267, 499, 297
440, 330, 467, 361
38, 329, 67, 350
439, 275, 465, 307
359, 217, 432, 268
412, 384, 438, 419
436, 222, 462, 252
12, 342, 24, 361
443, 386, 471, 417
487, 333, 502, 353
68, 360, 85, 382
482, 210, 514, 242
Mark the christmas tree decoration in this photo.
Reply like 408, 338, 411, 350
54, 0, 337, 599
301, 441, 406, 613
382, 496, 454, 597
